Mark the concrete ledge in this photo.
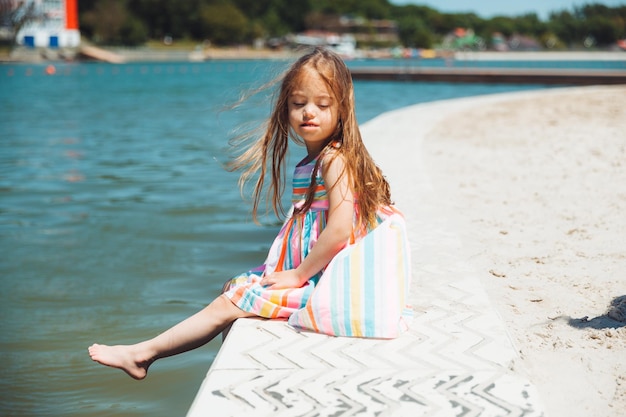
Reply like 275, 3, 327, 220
453, 50, 626, 61
349, 67, 626, 85
186, 90, 556, 416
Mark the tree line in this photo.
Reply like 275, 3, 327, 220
74, 0, 626, 49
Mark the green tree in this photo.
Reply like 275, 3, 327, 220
120, 15, 149, 45
75, 0, 626, 49
484, 16, 516, 38
127, 0, 210, 40
81, 0, 147, 45
310, 0, 389, 19
548, 10, 582, 46
584, 15, 618, 46
260, 7, 289, 37
199, 2, 248, 44
359, 0, 390, 19
513, 13, 547, 38
390, 5, 439, 45
577, 4, 623, 45
397, 16, 433, 48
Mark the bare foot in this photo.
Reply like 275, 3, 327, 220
88, 343, 153, 380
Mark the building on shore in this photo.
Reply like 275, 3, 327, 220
14, 0, 79, 48
305, 14, 399, 47
287, 31, 357, 58
285, 15, 399, 59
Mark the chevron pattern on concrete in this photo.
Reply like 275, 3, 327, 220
187, 185, 545, 416
187, 235, 545, 417
187, 314, 543, 416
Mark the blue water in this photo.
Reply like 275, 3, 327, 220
0, 58, 594, 416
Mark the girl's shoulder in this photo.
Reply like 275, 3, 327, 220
319, 141, 348, 181
319, 140, 343, 167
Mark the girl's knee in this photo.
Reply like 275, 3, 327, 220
217, 294, 256, 319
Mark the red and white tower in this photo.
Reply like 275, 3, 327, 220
17, 0, 80, 48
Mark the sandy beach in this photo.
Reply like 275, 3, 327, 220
382, 85, 626, 417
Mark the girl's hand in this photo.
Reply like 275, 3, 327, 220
260, 269, 305, 290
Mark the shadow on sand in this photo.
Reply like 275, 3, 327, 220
566, 295, 626, 330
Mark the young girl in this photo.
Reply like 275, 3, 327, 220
88, 47, 406, 380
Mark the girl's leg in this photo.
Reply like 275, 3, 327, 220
221, 279, 236, 341
88, 294, 255, 380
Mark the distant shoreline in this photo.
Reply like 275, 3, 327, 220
2, 45, 625, 64
103, 47, 626, 62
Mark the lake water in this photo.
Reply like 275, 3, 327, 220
0, 57, 611, 416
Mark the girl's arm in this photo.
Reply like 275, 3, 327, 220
260, 154, 354, 289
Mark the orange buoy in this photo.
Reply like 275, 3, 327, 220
45, 65, 56, 75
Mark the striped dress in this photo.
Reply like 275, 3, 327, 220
223, 153, 337, 319
223, 150, 410, 336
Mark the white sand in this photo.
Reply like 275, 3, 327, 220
377, 85, 626, 417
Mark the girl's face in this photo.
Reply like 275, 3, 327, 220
288, 68, 339, 155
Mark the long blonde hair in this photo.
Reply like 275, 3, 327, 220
228, 47, 392, 230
